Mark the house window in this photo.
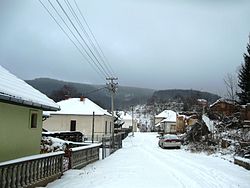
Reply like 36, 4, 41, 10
70, 120, 76, 131
30, 112, 38, 128
105, 121, 107, 134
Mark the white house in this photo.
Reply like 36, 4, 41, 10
117, 111, 132, 129
117, 111, 138, 132
155, 110, 177, 133
43, 97, 113, 139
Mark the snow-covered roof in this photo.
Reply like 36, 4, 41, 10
155, 122, 161, 127
48, 98, 111, 116
117, 111, 132, 120
161, 118, 176, 123
210, 98, 236, 108
155, 110, 176, 122
197, 99, 207, 103
202, 115, 215, 132
0, 65, 59, 111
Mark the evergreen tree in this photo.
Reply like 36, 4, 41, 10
238, 37, 250, 104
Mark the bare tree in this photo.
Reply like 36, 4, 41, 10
224, 73, 238, 101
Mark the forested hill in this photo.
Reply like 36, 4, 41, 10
25, 78, 155, 110
26, 78, 220, 110
149, 89, 220, 104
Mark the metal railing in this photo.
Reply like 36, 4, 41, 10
102, 133, 123, 159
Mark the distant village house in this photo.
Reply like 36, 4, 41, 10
241, 103, 250, 120
209, 98, 239, 117
176, 113, 198, 133
155, 110, 177, 134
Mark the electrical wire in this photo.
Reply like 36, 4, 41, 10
74, 0, 116, 77
55, 0, 110, 78
39, 0, 106, 81
83, 86, 107, 96
64, 0, 113, 77
39, 0, 118, 84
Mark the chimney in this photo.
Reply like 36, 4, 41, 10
64, 94, 70, 100
80, 96, 85, 101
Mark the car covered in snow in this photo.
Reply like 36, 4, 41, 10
158, 134, 181, 149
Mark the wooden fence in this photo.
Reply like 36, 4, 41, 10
0, 144, 101, 188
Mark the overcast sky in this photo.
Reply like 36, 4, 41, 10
0, 0, 250, 95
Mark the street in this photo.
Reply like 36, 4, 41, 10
46, 133, 250, 188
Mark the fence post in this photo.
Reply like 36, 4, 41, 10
102, 137, 105, 159
64, 144, 72, 169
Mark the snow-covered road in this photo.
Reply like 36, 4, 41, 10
46, 133, 250, 188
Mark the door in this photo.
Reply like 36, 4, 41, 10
70, 120, 76, 131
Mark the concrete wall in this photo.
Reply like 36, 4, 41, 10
0, 102, 42, 162
43, 114, 113, 137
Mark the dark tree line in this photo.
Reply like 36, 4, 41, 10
50, 85, 81, 102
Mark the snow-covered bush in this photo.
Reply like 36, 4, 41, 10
41, 136, 67, 153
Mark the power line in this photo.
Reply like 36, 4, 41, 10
39, 0, 106, 81
65, 0, 114, 77
40, 0, 116, 80
40, 0, 119, 145
83, 86, 106, 96
74, 0, 116, 77
55, 0, 110, 78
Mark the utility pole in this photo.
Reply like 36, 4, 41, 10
92, 111, 95, 143
131, 105, 134, 136
106, 77, 118, 146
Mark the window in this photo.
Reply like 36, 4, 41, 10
30, 112, 38, 128
70, 120, 76, 131
110, 122, 112, 133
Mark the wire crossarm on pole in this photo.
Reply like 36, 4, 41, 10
106, 77, 118, 148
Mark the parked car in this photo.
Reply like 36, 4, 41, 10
158, 134, 181, 149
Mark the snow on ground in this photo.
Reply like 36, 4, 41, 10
45, 133, 250, 188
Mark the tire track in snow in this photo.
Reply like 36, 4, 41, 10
156, 148, 247, 188
137, 135, 226, 188
138, 146, 195, 188
139, 134, 249, 188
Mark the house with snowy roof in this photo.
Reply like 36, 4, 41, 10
43, 97, 113, 140
116, 111, 132, 129
240, 103, 250, 120
155, 110, 177, 134
209, 98, 239, 117
176, 113, 198, 133
0, 65, 59, 162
